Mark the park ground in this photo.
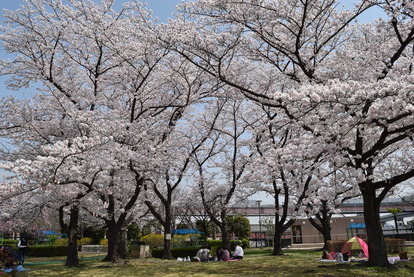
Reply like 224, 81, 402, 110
14, 247, 414, 277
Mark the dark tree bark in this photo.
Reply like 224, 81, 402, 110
361, 184, 388, 267
117, 224, 129, 259
102, 172, 144, 262
65, 205, 79, 267
307, 201, 332, 259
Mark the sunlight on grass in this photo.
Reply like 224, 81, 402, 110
20, 247, 414, 277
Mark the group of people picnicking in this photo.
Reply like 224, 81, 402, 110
195, 243, 244, 262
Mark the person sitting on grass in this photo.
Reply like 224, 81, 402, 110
196, 246, 209, 262
231, 243, 244, 260
221, 247, 230, 261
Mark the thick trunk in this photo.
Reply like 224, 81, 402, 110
117, 226, 129, 259
272, 231, 284, 255
221, 224, 231, 250
321, 225, 332, 259
362, 186, 389, 267
65, 205, 79, 267
102, 222, 119, 262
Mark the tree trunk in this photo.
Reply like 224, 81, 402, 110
117, 226, 129, 259
272, 231, 284, 255
393, 214, 400, 237
221, 223, 231, 250
65, 205, 79, 267
102, 222, 119, 262
307, 201, 332, 259
163, 215, 172, 259
320, 224, 332, 259
362, 186, 389, 267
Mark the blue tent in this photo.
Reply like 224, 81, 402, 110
172, 229, 203, 235
347, 223, 366, 229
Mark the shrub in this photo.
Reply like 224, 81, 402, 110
327, 240, 347, 252
206, 240, 222, 248
0, 239, 18, 247
151, 247, 199, 259
78, 237, 93, 246
230, 239, 249, 250
54, 239, 68, 246
99, 239, 108, 246
27, 246, 68, 257
206, 239, 248, 250
141, 234, 164, 248
385, 238, 405, 253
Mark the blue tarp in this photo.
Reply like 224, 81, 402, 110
39, 230, 63, 235
172, 229, 203, 235
347, 223, 366, 229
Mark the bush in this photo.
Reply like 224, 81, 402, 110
0, 239, 18, 247
206, 240, 222, 248
27, 246, 68, 257
78, 237, 93, 246
141, 234, 164, 248
151, 247, 199, 259
54, 239, 68, 246
99, 238, 108, 246
230, 239, 249, 250
327, 240, 347, 252
385, 238, 405, 253
205, 239, 248, 250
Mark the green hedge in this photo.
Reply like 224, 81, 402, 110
27, 246, 68, 257
385, 238, 406, 254
206, 239, 249, 250
152, 247, 199, 258
0, 239, 18, 247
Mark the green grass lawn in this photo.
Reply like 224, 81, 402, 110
14, 247, 414, 277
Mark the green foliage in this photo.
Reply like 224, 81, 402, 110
54, 239, 68, 246
227, 216, 251, 239
27, 246, 68, 257
82, 227, 106, 245
0, 239, 18, 247
151, 247, 199, 259
206, 240, 222, 248
49, 235, 57, 246
78, 237, 93, 246
387, 208, 403, 215
196, 219, 217, 238
127, 223, 142, 243
230, 239, 249, 250
99, 239, 108, 245
141, 234, 164, 248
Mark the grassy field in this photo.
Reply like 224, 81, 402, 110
14, 247, 414, 277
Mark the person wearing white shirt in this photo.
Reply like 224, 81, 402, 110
232, 243, 244, 260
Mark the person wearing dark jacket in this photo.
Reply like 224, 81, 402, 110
17, 235, 29, 265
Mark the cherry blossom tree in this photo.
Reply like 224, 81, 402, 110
0, 0, 202, 264
172, 0, 414, 266
143, 96, 224, 259
192, 96, 258, 249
